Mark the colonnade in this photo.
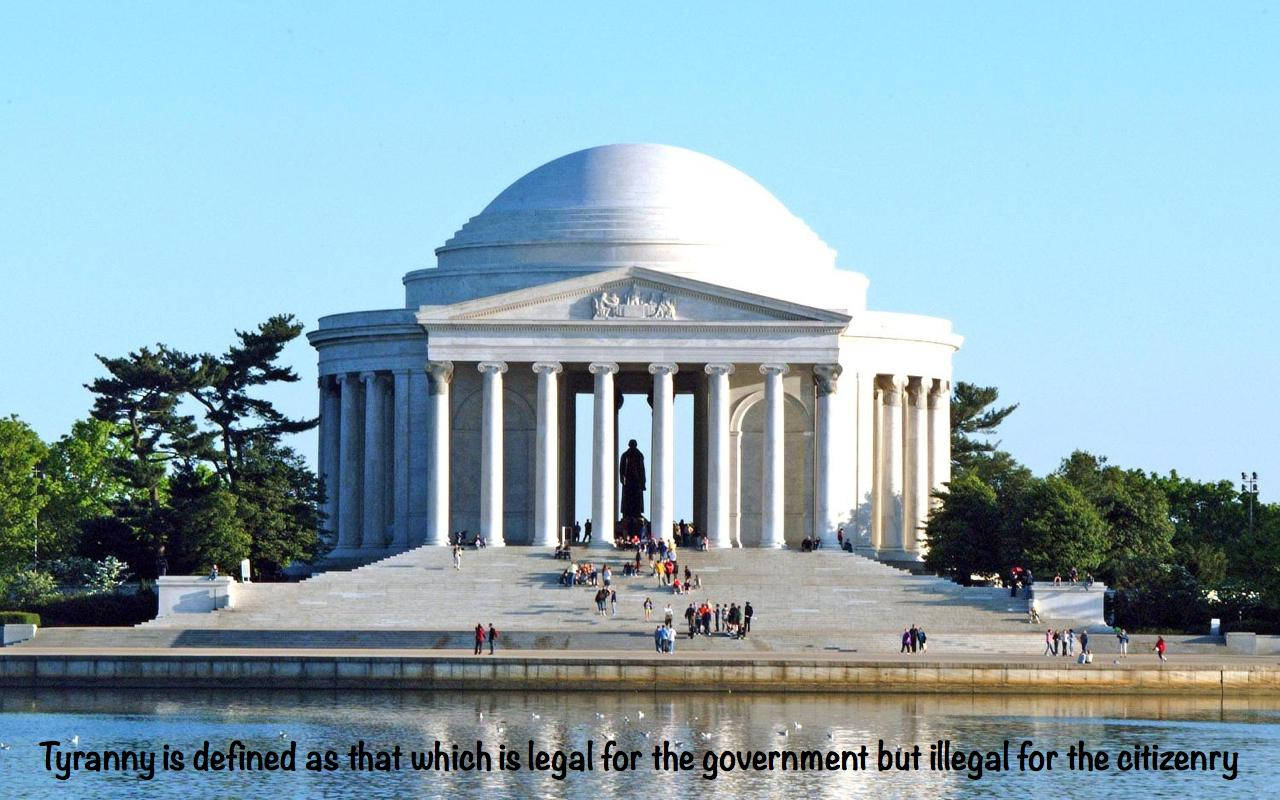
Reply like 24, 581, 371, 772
318, 362, 952, 560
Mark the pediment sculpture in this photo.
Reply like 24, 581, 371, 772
592, 289, 677, 320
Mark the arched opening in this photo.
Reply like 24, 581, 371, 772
731, 391, 813, 546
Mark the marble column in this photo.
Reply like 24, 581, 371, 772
318, 376, 341, 542
532, 361, 562, 547
425, 361, 453, 546
589, 362, 619, 549
337, 373, 363, 550
392, 369, 411, 550
880, 374, 907, 557
648, 363, 678, 542
704, 363, 734, 548
907, 377, 930, 556
928, 379, 951, 505
361, 371, 389, 549
814, 364, 843, 547
478, 361, 507, 547
760, 363, 789, 548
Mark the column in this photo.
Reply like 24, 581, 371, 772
648, 363, 678, 542
361, 371, 388, 549
425, 361, 453, 546
532, 362, 562, 547
337, 373, 363, 550
813, 364, 843, 547
318, 376, 341, 542
392, 369, 411, 550
704, 363, 734, 548
589, 362, 618, 549
880, 374, 907, 558
870, 382, 883, 551
760, 363, 789, 548
907, 377, 930, 556
928, 379, 951, 502
478, 361, 507, 546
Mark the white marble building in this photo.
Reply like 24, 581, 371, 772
309, 144, 961, 565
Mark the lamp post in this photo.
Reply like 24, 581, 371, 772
32, 466, 44, 569
1241, 472, 1259, 537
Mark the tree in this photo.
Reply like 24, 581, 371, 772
0, 415, 48, 571
1011, 476, 1109, 576
950, 382, 1018, 473
234, 442, 330, 579
1056, 451, 1175, 587
38, 418, 132, 560
164, 466, 250, 574
923, 472, 1006, 582
165, 314, 316, 486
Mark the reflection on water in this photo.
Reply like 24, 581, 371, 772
1, 690, 1276, 799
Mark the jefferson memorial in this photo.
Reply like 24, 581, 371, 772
308, 144, 961, 565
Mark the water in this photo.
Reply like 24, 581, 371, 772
1, 689, 1276, 799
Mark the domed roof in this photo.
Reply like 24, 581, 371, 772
435, 144, 837, 286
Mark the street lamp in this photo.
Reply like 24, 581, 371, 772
1241, 472, 1259, 537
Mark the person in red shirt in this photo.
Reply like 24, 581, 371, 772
474, 623, 485, 655
1154, 636, 1167, 662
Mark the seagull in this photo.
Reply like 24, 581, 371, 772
278, 731, 289, 739
637, 711, 645, 719
479, 712, 484, 720
793, 723, 802, 729
642, 732, 650, 738
0, 743, 10, 750
531, 713, 540, 720
596, 712, 605, 719
70, 736, 80, 747
699, 732, 712, 740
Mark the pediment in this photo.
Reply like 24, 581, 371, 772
416, 267, 850, 326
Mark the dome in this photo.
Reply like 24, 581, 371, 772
434, 144, 838, 285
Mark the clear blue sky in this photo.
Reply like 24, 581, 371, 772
2, 3, 1277, 508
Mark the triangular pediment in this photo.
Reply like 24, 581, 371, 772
416, 267, 851, 326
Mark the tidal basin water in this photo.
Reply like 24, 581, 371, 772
1, 689, 1276, 799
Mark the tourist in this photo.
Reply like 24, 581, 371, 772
653, 625, 664, 653
672, 578, 682, 595
714, 604, 722, 632
475, 532, 486, 549
602, 565, 612, 588
1154, 636, 1168, 662
1053, 573, 1062, 585
692, 573, 701, 589
663, 603, 674, 627
685, 603, 697, 638
473, 623, 485, 655
1052, 629, 1060, 656
595, 588, 608, 615
664, 624, 676, 653
1079, 629, 1089, 657
1069, 567, 1078, 585
1044, 629, 1054, 656
583, 519, 592, 544
1118, 627, 1129, 656
909, 624, 919, 653
918, 626, 928, 653
488, 623, 498, 655
452, 546, 462, 571
699, 602, 712, 635
1066, 628, 1075, 657
837, 527, 844, 549
609, 589, 617, 616
208, 564, 219, 580
573, 520, 581, 544
901, 629, 911, 654
643, 596, 653, 621
1084, 573, 1094, 590
743, 602, 753, 638
1029, 606, 1041, 624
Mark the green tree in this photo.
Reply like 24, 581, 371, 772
164, 467, 250, 574
0, 415, 48, 571
923, 472, 1006, 582
234, 442, 329, 579
38, 418, 132, 560
950, 382, 1018, 474
1056, 451, 1175, 587
1012, 476, 1109, 576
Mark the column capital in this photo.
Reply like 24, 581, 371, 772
588, 361, 619, 376
906, 376, 929, 406
647, 362, 679, 376
318, 374, 339, 393
927, 378, 950, 407
879, 374, 908, 405
532, 361, 563, 375
359, 370, 386, 385
477, 361, 508, 375
425, 361, 454, 395
813, 363, 843, 396
759, 363, 790, 377
704, 363, 736, 377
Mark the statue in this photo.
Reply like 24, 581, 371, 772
618, 439, 647, 521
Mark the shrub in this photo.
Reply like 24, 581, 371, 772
84, 556, 131, 594
0, 611, 41, 625
3, 570, 60, 606
24, 591, 156, 627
